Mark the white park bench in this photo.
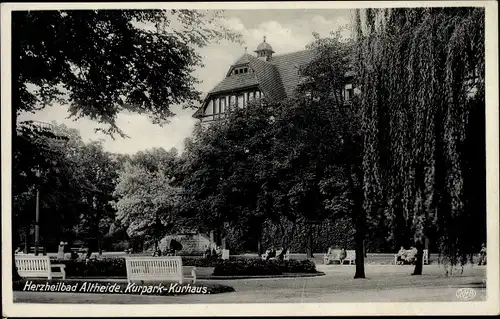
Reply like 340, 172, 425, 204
125, 256, 196, 284
345, 250, 356, 265
262, 249, 290, 261
15, 255, 66, 280
394, 249, 429, 265
221, 249, 230, 260
324, 249, 356, 265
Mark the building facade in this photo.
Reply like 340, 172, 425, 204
193, 37, 354, 124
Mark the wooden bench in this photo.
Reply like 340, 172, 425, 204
125, 256, 196, 284
29, 247, 46, 254
15, 255, 66, 280
262, 249, 290, 261
324, 249, 355, 265
345, 250, 356, 265
394, 249, 429, 265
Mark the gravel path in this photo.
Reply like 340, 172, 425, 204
13, 264, 486, 304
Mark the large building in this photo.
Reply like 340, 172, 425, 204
193, 37, 355, 124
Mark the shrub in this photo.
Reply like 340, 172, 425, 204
51, 258, 127, 277
48, 256, 316, 278
111, 241, 130, 252
278, 259, 317, 273
212, 258, 316, 276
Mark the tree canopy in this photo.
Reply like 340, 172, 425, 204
12, 9, 241, 135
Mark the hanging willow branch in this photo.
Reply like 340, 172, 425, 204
355, 7, 485, 267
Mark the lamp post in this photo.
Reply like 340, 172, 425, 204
30, 120, 54, 256
34, 168, 40, 256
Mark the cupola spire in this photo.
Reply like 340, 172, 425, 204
254, 36, 275, 61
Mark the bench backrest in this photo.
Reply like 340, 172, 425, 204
222, 249, 230, 260
15, 255, 51, 275
125, 256, 183, 283
423, 249, 428, 258
346, 250, 356, 260
327, 249, 341, 258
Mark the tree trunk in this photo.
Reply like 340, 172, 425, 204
306, 224, 314, 258
257, 225, 263, 256
412, 239, 424, 275
24, 227, 28, 254
353, 217, 366, 279
13, 255, 22, 282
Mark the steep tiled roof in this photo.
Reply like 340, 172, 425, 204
269, 50, 315, 97
194, 49, 315, 119
233, 53, 251, 66
247, 55, 287, 101
208, 72, 260, 94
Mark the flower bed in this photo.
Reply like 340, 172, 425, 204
47, 257, 317, 278
213, 259, 317, 276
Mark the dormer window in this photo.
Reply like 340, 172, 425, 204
233, 67, 249, 76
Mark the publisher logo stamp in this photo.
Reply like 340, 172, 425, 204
455, 288, 476, 301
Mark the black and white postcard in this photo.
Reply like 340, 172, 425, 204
1, 1, 499, 316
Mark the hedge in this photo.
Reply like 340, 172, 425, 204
213, 259, 317, 276
47, 257, 317, 278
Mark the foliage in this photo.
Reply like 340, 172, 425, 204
354, 8, 485, 270
12, 9, 242, 136
212, 259, 317, 276
47, 257, 316, 277
13, 122, 120, 252
113, 149, 183, 248
179, 32, 363, 265
52, 258, 127, 277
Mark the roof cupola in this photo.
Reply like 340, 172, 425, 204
254, 36, 275, 61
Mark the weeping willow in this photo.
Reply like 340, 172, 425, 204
354, 7, 485, 273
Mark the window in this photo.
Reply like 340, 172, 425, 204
233, 67, 249, 76
220, 97, 226, 114
345, 89, 353, 100
237, 95, 244, 108
344, 83, 354, 101
205, 99, 214, 115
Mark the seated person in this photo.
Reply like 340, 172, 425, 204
406, 246, 418, 264
266, 247, 277, 260
70, 250, 79, 260
204, 246, 212, 259
339, 248, 347, 265
396, 246, 407, 264
478, 243, 487, 265
162, 247, 170, 256
277, 247, 288, 262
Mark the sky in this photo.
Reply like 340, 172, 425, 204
18, 9, 353, 155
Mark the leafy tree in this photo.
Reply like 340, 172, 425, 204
13, 121, 73, 253
12, 9, 242, 135
12, 8, 241, 279
354, 8, 485, 275
179, 109, 270, 249
113, 160, 182, 252
13, 122, 120, 255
